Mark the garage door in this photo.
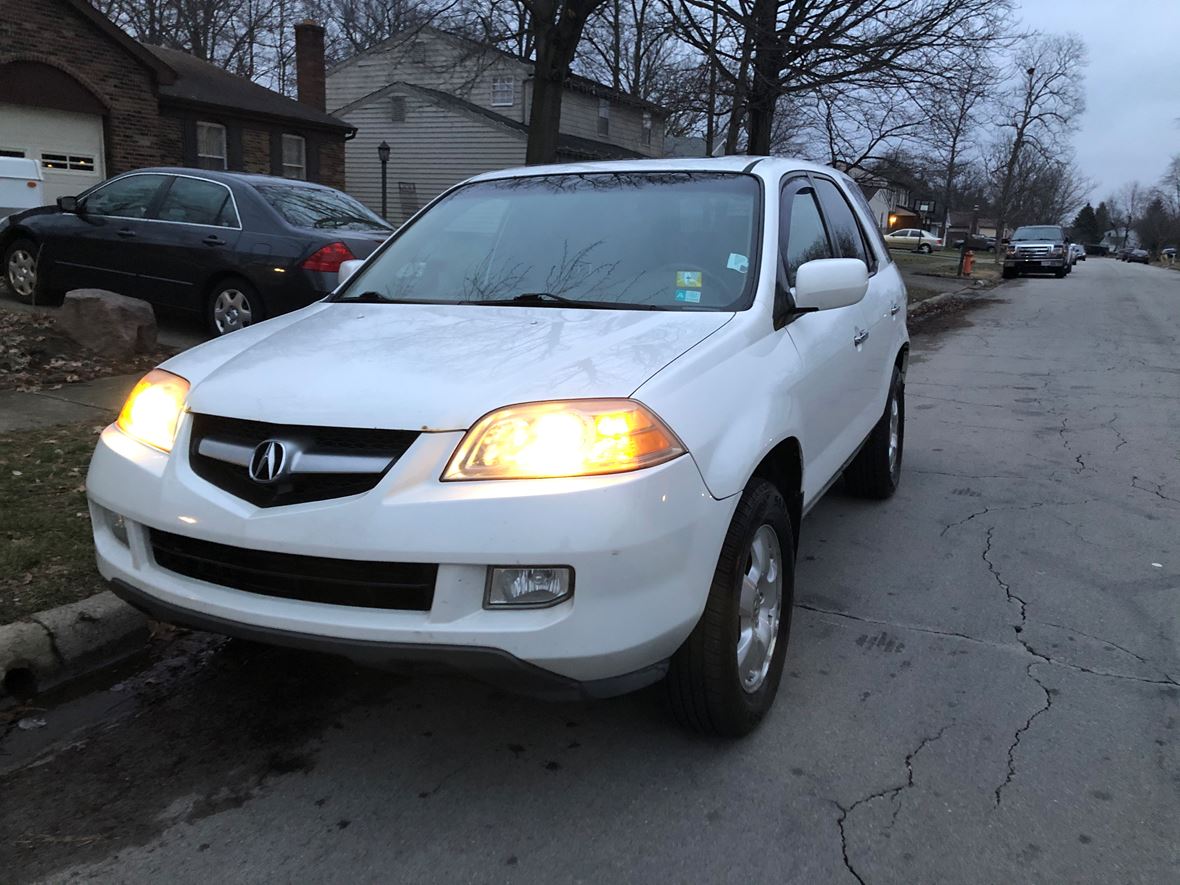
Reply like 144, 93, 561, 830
0, 103, 105, 204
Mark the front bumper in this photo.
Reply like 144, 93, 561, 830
87, 419, 735, 692
1004, 256, 1066, 270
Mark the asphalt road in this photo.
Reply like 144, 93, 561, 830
2, 258, 1178, 884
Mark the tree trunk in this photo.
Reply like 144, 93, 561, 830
526, 62, 565, 164
743, 0, 780, 155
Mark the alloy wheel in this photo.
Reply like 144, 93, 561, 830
737, 524, 783, 693
7, 249, 35, 298
213, 288, 254, 335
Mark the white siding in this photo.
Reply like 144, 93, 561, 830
328, 28, 666, 159
340, 90, 525, 226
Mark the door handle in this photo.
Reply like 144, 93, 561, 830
116, 228, 136, 238
854, 329, 870, 346
203, 235, 227, 246
890, 303, 900, 315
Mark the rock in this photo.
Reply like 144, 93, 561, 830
57, 289, 157, 358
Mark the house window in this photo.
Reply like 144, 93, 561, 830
281, 134, 306, 180
390, 95, 406, 122
41, 153, 95, 171
0, 149, 25, 158
642, 112, 652, 146
491, 77, 515, 107
196, 122, 227, 170
597, 98, 610, 136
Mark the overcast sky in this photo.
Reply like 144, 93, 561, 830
1016, 0, 1179, 202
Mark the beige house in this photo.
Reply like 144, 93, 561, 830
326, 27, 667, 224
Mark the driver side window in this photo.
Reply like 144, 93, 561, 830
780, 185, 832, 287
84, 174, 166, 219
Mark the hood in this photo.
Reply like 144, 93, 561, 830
172, 302, 733, 430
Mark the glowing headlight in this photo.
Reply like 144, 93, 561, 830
116, 369, 190, 452
443, 399, 685, 480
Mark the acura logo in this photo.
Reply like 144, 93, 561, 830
249, 440, 288, 483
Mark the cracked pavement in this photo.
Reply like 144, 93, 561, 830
2, 260, 1178, 883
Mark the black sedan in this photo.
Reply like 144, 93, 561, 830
1125, 249, 1151, 264
0, 168, 393, 335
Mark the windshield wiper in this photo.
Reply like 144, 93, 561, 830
460, 292, 666, 310
339, 291, 447, 305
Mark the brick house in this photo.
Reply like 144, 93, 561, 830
0, 0, 352, 204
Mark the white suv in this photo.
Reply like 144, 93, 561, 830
88, 158, 909, 736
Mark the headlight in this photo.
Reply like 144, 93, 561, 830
1051, 245, 1064, 255
116, 369, 190, 452
443, 399, 685, 480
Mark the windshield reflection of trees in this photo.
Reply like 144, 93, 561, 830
360, 172, 753, 309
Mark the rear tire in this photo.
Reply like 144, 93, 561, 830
918, 244, 932, 254
666, 478, 794, 737
206, 277, 264, 337
4, 238, 40, 304
845, 366, 904, 499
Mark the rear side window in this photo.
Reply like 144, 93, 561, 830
255, 183, 391, 232
85, 174, 166, 219
780, 184, 832, 286
812, 178, 871, 269
156, 177, 239, 227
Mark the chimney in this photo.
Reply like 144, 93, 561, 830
294, 20, 326, 112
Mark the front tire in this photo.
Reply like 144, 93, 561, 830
845, 366, 904, 499
4, 238, 40, 304
206, 277, 264, 336
1002, 268, 1017, 279
666, 478, 794, 737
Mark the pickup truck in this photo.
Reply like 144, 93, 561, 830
86, 157, 909, 737
1003, 224, 1071, 278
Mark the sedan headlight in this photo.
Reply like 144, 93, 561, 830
443, 399, 685, 480
116, 369, 190, 452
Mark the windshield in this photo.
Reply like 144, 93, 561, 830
337, 172, 761, 311
1012, 226, 1063, 241
255, 183, 392, 232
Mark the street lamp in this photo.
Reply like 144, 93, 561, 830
377, 140, 390, 220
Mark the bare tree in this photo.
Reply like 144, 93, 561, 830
797, 84, 925, 172
520, 0, 611, 163
670, 0, 1011, 155
989, 33, 1086, 257
925, 51, 996, 237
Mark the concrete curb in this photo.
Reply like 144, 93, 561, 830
907, 280, 995, 315
0, 591, 148, 698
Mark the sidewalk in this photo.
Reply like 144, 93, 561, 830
0, 373, 139, 432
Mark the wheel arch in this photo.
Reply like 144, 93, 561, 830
750, 436, 803, 552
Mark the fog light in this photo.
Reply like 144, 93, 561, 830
95, 505, 129, 546
486, 567, 573, 608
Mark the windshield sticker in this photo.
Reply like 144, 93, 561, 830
727, 253, 749, 273
676, 271, 702, 288
675, 289, 702, 303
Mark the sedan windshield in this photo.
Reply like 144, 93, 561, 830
1011, 226, 1063, 241
337, 172, 761, 311
256, 183, 392, 232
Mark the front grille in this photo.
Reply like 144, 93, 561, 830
1015, 245, 1051, 258
150, 529, 436, 610
189, 414, 419, 507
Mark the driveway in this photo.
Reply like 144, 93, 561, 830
1, 258, 1177, 883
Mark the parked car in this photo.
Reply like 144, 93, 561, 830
1069, 243, 1086, 263
951, 234, 996, 252
1161, 246, 1176, 259
1126, 248, 1150, 264
883, 228, 943, 253
0, 168, 394, 335
1003, 225, 1071, 278
1116, 246, 1136, 261
87, 157, 910, 736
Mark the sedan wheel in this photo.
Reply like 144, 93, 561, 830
4, 239, 38, 303
918, 243, 932, 254
737, 525, 784, 693
207, 279, 263, 336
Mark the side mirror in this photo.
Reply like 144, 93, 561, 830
337, 258, 365, 288
794, 258, 868, 312
57, 196, 79, 213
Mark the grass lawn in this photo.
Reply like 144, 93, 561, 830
889, 248, 1004, 284
0, 419, 111, 623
